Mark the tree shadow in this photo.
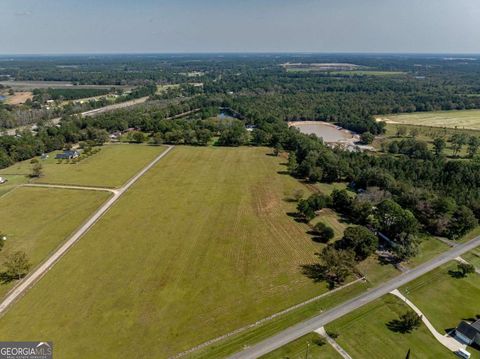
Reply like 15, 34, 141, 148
301, 264, 326, 283
386, 319, 414, 334
448, 270, 465, 279
277, 170, 290, 175
0, 272, 16, 284
286, 212, 307, 223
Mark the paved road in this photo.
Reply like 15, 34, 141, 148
0, 145, 174, 316
4, 97, 149, 136
230, 235, 480, 358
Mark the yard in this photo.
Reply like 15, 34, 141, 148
0, 144, 165, 188
378, 109, 480, 130
0, 187, 110, 299
326, 295, 454, 358
401, 261, 480, 358
0, 146, 332, 358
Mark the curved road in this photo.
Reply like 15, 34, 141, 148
230, 235, 480, 358
0, 145, 174, 316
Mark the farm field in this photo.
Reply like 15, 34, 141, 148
0, 144, 165, 188
260, 332, 342, 359
0, 187, 110, 299
326, 295, 454, 358
0, 146, 331, 358
378, 109, 480, 130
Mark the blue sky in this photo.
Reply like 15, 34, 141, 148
1, 0, 479, 54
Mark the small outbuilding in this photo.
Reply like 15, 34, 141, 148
455, 320, 480, 346
55, 150, 80, 160
0, 177, 7, 184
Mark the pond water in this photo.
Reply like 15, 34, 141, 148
217, 111, 235, 120
291, 121, 354, 142
0, 96, 5, 101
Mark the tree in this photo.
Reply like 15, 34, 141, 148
287, 153, 298, 175
313, 222, 335, 243
331, 189, 353, 215
398, 310, 421, 332
336, 226, 378, 261
316, 246, 356, 287
457, 262, 475, 277
433, 137, 446, 156
447, 206, 478, 240
3, 251, 31, 280
396, 127, 407, 137
451, 133, 467, 157
30, 162, 43, 178
297, 199, 315, 222
131, 131, 146, 143
468, 136, 480, 158
360, 132, 375, 145
217, 122, 248, 146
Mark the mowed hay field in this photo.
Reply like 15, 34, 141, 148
378, 109, 480, 130
0, 144, 165, 188
0, 187, 110, 298
0, 146, 325, 358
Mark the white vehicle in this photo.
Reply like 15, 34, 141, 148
457, 348, 471, 359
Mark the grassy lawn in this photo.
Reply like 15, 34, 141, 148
406, 235, 450, 268
0, 187, 110, 299
401, 262, 480, 333
0, 174, 29, 197
0, 146, 335, 358
260, 333, 342, 359
401, 262, 480, 358
378, 109, 480, 130
313, 182, 347, 196
310, 208, 347, 242
0, 144, 165, 188
326, 295, 454, 358
463, 249, 480, 268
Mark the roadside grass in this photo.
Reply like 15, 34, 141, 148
406, 235, 451, 268
0, 144, 165, 188
379, 109, 480, 130
259, 332, 342, 359
463, 249, 480, 268
356, 256, 400, 286
0, 187, 110, 299
0, 147, 335, 358
326, 295, 454, 358
190, 281, 368, 359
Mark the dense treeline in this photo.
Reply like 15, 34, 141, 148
33, 88, 112, 101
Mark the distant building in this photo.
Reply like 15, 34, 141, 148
41, 153, 49, 160
455, 320, 480, 345
55, 150, 80, 160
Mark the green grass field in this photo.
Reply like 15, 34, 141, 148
401, 262, 480, 333
0, 144, 165, 188
260, 333, 342, 359
0, 187, 110, 298
0, 146, 332, 358
326, 295, 454, 358
379, 109, 480, 130
0, 174, 29, 197
401, 261, 480, 358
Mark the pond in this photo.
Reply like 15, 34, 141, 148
0, 95, 5, 101
290, 121, 355, 143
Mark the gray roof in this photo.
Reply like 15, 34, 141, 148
471, 319, 480, 331
457, 321, 480, 340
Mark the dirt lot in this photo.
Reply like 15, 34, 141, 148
5, 92, 33, 105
